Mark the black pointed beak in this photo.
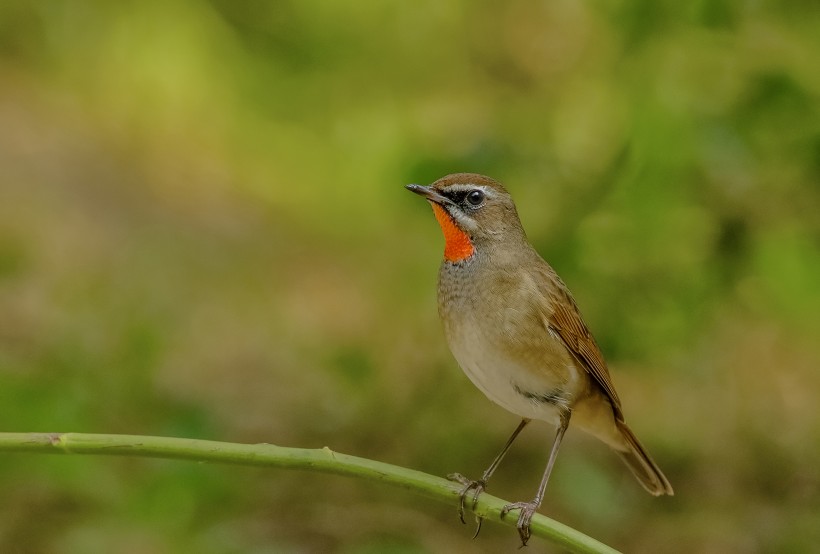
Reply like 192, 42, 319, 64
405, 184, 451, 206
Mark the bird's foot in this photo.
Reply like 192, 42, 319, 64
500, 500, 540, 547
446, 473, 486, 537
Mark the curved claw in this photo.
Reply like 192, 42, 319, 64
446, 473, 487, 534
500, 500, 539, 546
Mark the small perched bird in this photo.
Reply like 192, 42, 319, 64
407, 173, 673, 545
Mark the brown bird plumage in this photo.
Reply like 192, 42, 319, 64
407, 173, 672, 545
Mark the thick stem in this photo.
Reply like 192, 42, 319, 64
0, 432, 619, 554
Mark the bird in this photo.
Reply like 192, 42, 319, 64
406, 173, 673, 545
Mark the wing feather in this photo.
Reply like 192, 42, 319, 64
537, 265, 624, 419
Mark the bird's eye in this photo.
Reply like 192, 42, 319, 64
466, 190, 485, 207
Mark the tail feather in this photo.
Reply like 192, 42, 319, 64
614, 420, 674, 496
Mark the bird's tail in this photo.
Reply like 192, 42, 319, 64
614, 420, 674, 496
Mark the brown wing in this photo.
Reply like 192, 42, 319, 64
537, 264, 624, 420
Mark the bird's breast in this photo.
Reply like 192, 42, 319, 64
437, 260, 587, 424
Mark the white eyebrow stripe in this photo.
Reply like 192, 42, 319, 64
442, 184, 497, 197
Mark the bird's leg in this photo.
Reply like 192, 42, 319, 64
448, 418, 530, 535
501, 410, 571, 546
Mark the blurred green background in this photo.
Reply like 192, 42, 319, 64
1, 1, 819, 552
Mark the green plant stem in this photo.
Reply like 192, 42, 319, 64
0, 432, 619, 553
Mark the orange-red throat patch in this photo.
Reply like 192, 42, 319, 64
430, 203, 475, 262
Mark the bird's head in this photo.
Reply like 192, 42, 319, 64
406, 173, 525, 263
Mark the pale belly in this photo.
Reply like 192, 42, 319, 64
445, 321, 585, 426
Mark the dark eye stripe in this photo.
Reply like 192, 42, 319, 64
441, 190, 467, 203
442, 188, 485, 206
